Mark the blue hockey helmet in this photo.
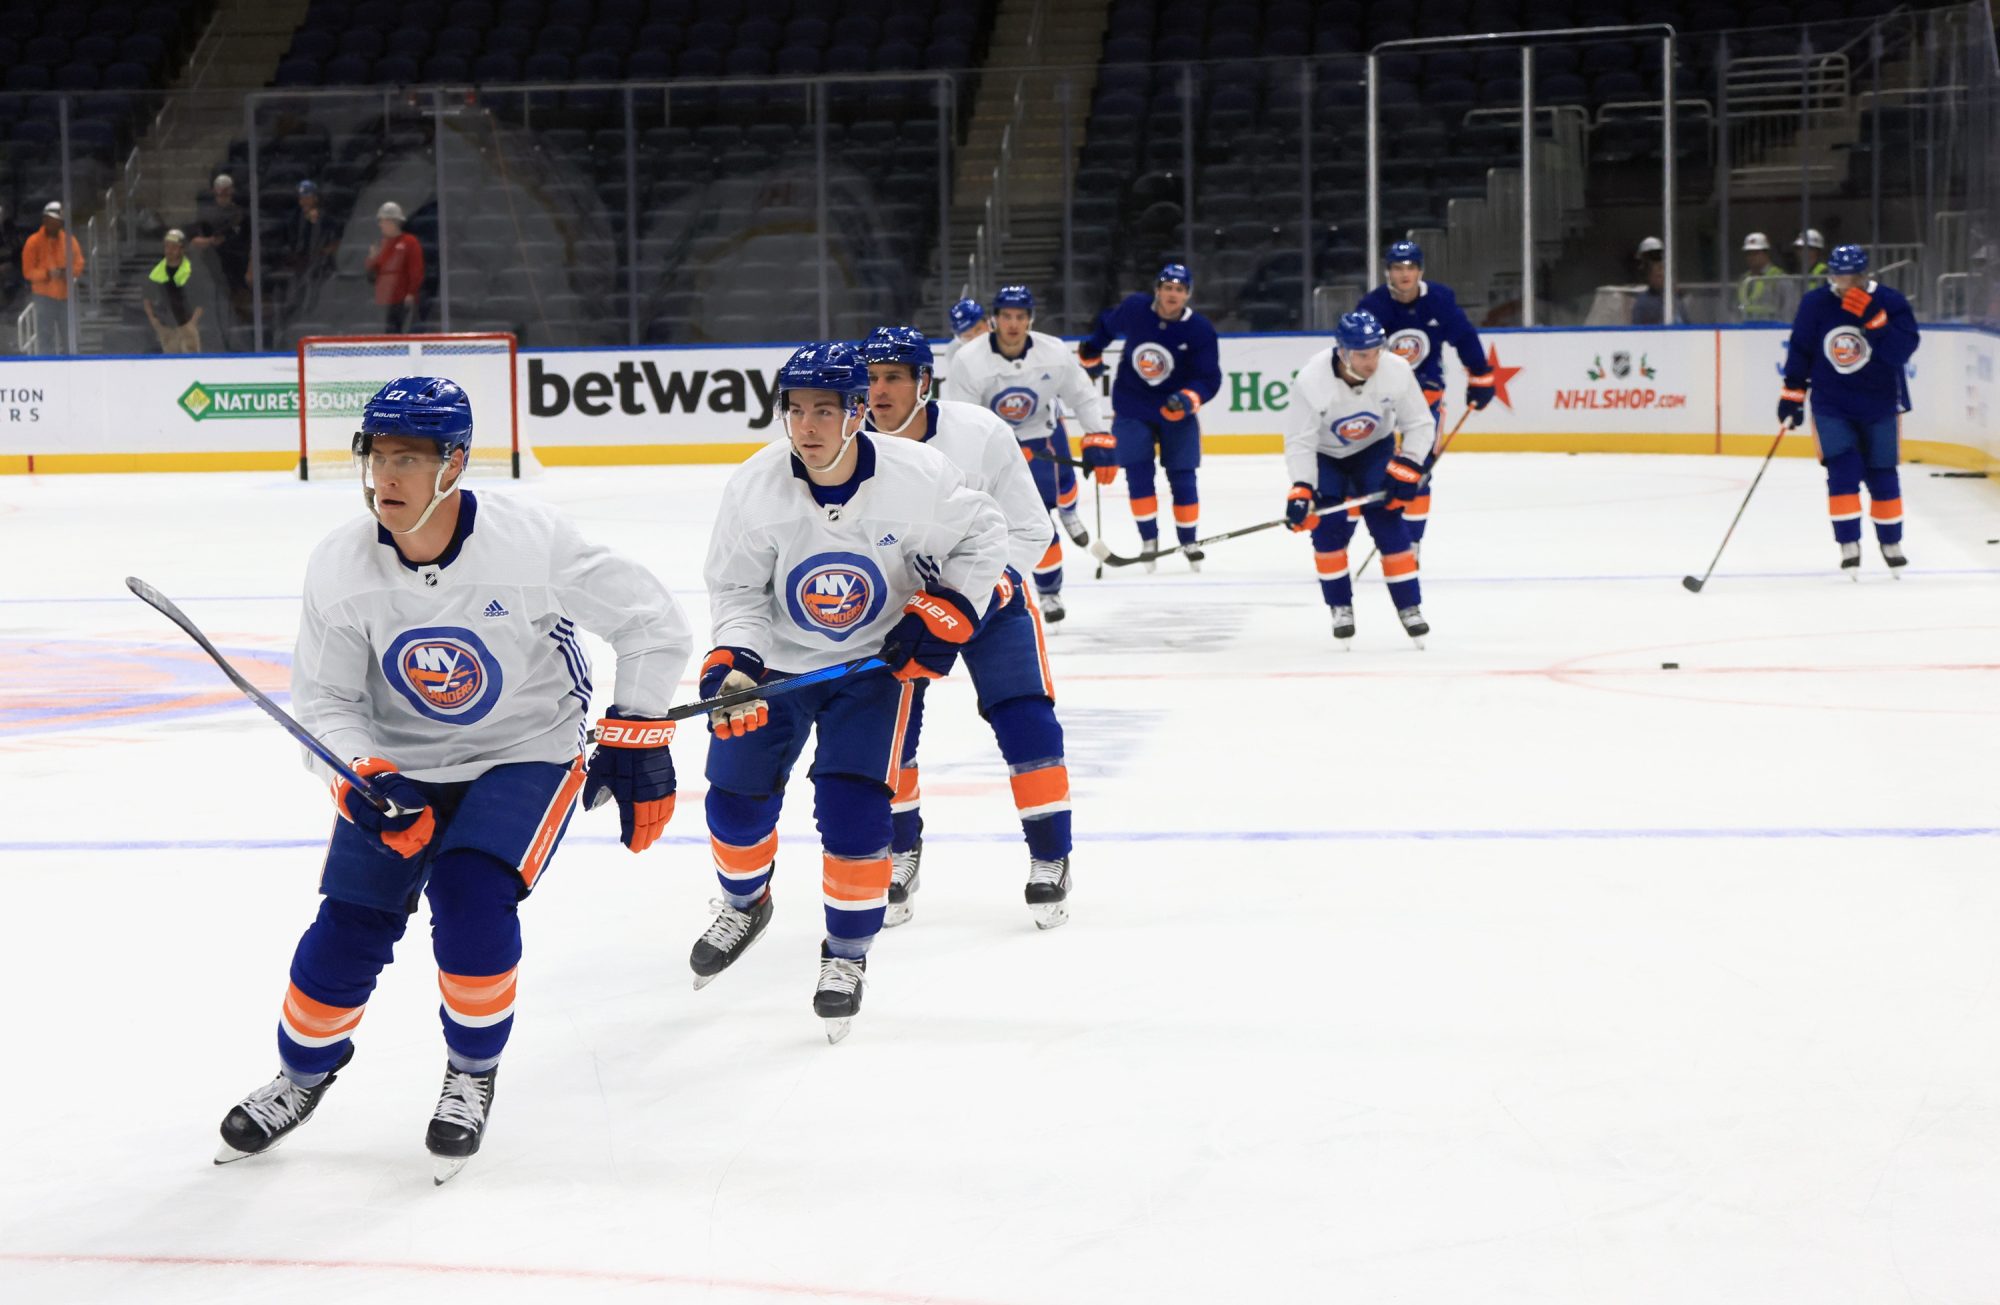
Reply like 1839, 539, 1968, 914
776, 341, 871, 404
355, 375, 474, 459
1157, 262, 1192, 288
1336, 310, 1386, 352
991, 283, 1035, 316
948, 296, 986, 334
857, 324, 936, 375
1827, 243, 1869, 274
1386, 239, 1423, 267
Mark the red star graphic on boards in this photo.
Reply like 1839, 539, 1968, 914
1484, 344, 1522, 410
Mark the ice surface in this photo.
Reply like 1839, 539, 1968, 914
2, 452, 1996, 1304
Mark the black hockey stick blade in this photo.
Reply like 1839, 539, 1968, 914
125, 577, 401, 812
1090, 492, 1388, 568
1680, 576, 1705, 593
662, 655, 887, 723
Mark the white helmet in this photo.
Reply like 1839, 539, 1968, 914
1793, 228, 1824, 249
1635, 235, 1664, 257
1742, 232, 1771, 251
377, 201, 406, 223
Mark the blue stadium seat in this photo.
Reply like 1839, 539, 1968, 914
422, 53, 471, 81
325, 54, 372, 84
433, 27, 481, 58
472, 51, 522, 80
339, 30, 385, 60
376, 54, 420, 84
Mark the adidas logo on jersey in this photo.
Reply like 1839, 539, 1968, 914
877, 532, 898, 546
482, 600, 509, 618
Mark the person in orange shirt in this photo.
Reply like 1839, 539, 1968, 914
21, 200, 85, 354
365, 202, 424, 333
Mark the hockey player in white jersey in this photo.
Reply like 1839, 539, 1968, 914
941, 285, 1108, 620
860, 325, 1077, 931
936, 296, 990, 384
696, 341, 1007, 1041
1282, 311, 1437, 645
214, 376, 692, 1182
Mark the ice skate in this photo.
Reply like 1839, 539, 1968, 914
1398, 605, 1429, 649
690, 889, 773, 989
1039, 590, 1066, 624
1057, 503, 1090, 547
1182, 541, 1205, 572
814, 945, 867, 1044
215, 1045, 353, 1164
1025, 856, 1072, 930
1841, 540, 1862, 576
1330, 604, 1356, 644
1882, 541, 1907, 573
884, 840, 921, 927
1141, 537, 1158, 573
425, 1062, 497, 1185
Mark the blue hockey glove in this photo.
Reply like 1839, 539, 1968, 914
1465, 372, 1496, 410
1080, 430, 1119, 485
1777, 386, 1807, 429
333, 759, 435, 860
1159, 389, 1200, 422
699, 646, 768, 738
584, 710, 677, 853
879, 589, 980, 683
1285, 482, 1319, 532
1384, 455, 1426, 509
1078, 349, 1106, 380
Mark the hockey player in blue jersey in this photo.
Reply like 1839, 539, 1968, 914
1779, 244, 1921, 573
1077, 263, 1222, 570
1355, 241, 1494, 553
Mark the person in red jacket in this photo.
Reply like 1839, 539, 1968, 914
366, 201, 424, 333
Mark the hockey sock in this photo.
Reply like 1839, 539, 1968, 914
1403, 489, 1432, 544
815, 774, 893, 952
1310, 514, 1356, 607
707, 787, 782, 908
1166, 468, 1200, 545
1863, 466, 1903, 544
1126, 461, 1161, 543
987, 696, 1071, 859
891, 687, 927, 854
1033, 534, 1063, 595
1825, 450, 1864, 544
426, 849, 524, 1068
278, 897, 409, 1078
1365, 504, 1421, 608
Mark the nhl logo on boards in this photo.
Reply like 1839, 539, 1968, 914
1825, 327, 1871, 374
1612, 351, 1632, 378
785, 552, 888, 641
991, 387, 1040, 425
1332, 412, 1381, 445
1130, 342, 1176, 385
1387, 329, 1430, 366
382, 626, 504, 724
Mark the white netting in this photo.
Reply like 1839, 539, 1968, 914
297, 334, 531, 479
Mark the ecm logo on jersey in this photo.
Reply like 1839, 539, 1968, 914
1387, 329, 1430, 367
990, 386, 1039, 425
1130, 342, 1176, 385
1824, 327, 1872, 374
382, 626, 505, 724
785, 552, 889, 641
1331, 412, 1381, 445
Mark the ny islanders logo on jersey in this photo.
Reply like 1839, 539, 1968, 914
1387, 329, 1431, 368
1331, 412, 1381, 445
1130, 341, 1176, 386
785, 552, 889, 642
991, 386, 1040, 426
1824, 326, 1872, 374
382, 626, 505, 724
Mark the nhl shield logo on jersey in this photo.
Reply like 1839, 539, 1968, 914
1130, 341, 1176, 385
1331, 412, 1381, 445
1825, 326, 1872, 374
785, 552, 889, 641
382, 626, 505, 724
991, 386, 1040, 425
1387, 329, 1430, 367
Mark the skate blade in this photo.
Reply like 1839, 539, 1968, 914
1030, 902, 1070, 930
214, 1140, 261, 1165
1408, 638, 1426, 651
432, 1154, 471, 1186
823, 1017, 853, 1045
691, 971, 721, 990
882, 901, 914, 927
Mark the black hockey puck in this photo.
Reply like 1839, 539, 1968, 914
1661, 662, 1679, 669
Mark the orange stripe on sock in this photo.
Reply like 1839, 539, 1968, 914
1829, 493, 1862, 517
1130, 494, 1158, 516
1172, 503, 1199, 524
1381, 551, 1418, 578
1314, 550, 1349, 576
438, 967, 518, 1019
1057, 483, 1079, 508
1008, 764, 1070, 813
711, 831, 778, 874
1038, 540, 1063, 569
1869, 497, 1903, 520
823, 853, 892, 903
282, 984, 364, 1039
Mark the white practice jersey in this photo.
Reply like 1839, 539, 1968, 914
705, 432, 1009, 673
941, 329, 1110, 443
935, 327, 987, 387
869, 400, 1051, 578
1283, 347, 1438, 484
292, 490, 693, 785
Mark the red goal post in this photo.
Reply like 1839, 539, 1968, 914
295, 332, 524, 480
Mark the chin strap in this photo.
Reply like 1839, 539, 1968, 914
788, 403, 866, 475
365, 460, 462, 534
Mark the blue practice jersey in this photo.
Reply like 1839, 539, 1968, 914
1782, 280, 1919, 422
1079, 293, 1222, 421
1354, 280, 1487, 397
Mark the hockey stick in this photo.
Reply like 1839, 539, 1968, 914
1353, 407, 1473, 580
1031, 444, 1093, 472
1087, 492, 1388, 568
657, 655, 888, 726
1092, 472, 1105, 580
1682, 426, 1789, 593
126, 576, 413, 814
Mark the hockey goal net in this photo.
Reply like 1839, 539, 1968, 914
296, 333, 529, 479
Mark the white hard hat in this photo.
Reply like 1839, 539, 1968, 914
213, 173, 233, 190
1742, 232, 1771, 251
164, 227, 186, 244
1635, 235, 1663, 257
377, 201, 405, 223
1793, 228, 1824, 248
41, 200, 62, 218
